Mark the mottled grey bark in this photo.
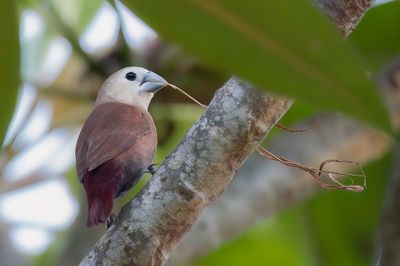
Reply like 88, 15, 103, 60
169, 114, 390, 265
313, 0, 374, 37
80, 78, 292, 265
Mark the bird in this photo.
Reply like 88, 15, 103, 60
75, 66, 168, 227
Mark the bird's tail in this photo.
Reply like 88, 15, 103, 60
86, 197, 113, 227
83, 163, 120, 227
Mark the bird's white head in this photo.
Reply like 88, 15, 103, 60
95, 66, 168, 110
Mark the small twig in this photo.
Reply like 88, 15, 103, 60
276, 123, 312, 133
256, 146, 366, 192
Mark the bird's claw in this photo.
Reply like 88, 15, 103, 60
146, 164, 159, 175
106, 213, 117, 229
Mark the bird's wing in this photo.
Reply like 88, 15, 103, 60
75, 103, 152, 182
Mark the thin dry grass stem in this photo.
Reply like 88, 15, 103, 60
256, 146, 366, 192
168, 83, 310, 133
168, 83, 208, 109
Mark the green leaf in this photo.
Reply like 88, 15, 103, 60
349, 1, 400, 72
0, 1, 20, 144
122, 0, 391, 132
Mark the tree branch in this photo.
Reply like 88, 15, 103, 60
374, 58, 400, 266
170, 0, 394, 262
169, 51, 400, 266
313, 0, 373, 37
80, 78, 292, 265
168, 114, 391, 265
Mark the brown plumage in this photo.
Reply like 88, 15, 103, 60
76, 103, 157, 226
75, 67, 167, 227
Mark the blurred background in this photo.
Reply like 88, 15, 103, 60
0, 0, 399, 265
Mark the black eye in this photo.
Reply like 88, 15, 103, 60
125, 72, 136, 81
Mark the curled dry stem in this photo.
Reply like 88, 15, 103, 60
256, 146, 366, 192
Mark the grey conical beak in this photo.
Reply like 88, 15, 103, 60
139, 71, 168, 93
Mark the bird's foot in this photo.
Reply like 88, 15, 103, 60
146, 164, 159, 175
106, 213, 117, 229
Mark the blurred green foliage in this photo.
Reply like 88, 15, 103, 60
308, 150, 392, 266
123, 0, 391, 132
50, 0, 104, 35
0, 1, 20, 145
193, 151, 393, 266
191, 209, 319, 266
